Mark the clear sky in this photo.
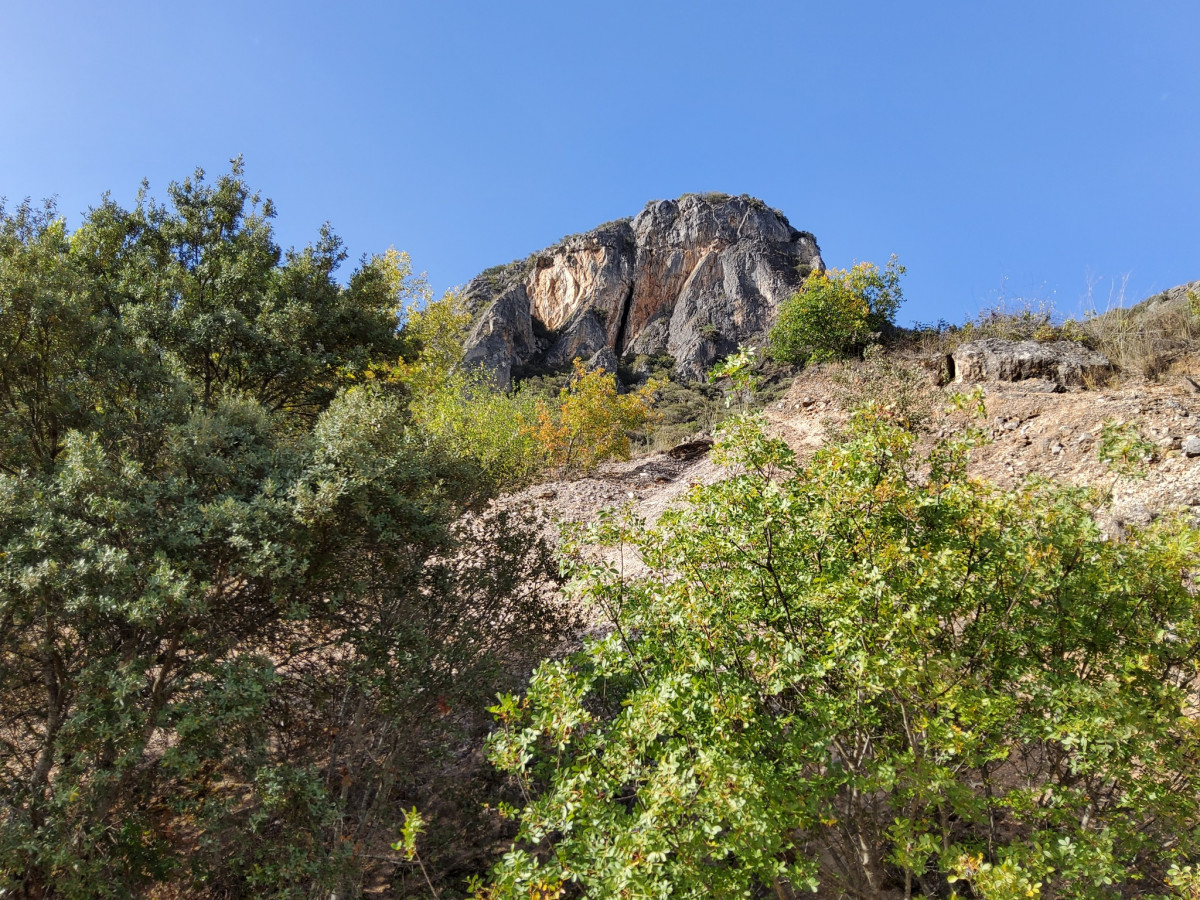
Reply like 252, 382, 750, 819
2, 1, 1197, 326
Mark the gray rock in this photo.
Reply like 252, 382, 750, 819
950, 339, 1110, 388
1112, 500, 1154, 527
461, 193, 823, 386
585, 346, 620, 377
1183, 435, 1200, 458
460, 286, 536, 389
1158, 434, 1183, 451
1016, 378, 1065, 394
545, 310, 609, 369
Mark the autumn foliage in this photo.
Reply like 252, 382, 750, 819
532, 360, 656, 473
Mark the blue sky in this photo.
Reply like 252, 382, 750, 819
2, 1, 1197, 325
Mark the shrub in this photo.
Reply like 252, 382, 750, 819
0, 168, 571, 899
532, 360, 656, 474
770, 256, 904, 364
707, 344, 760, 413
396, 284, 470, 381
898, 298, 1096, 365
410, 370, 546, 491
480, 410, 1200, 899
635, 370, 727, 453
1082, 288, 1200, 379
382, 290, 548, 492
1097, 419, 1158, 476
828, 346, 939, 432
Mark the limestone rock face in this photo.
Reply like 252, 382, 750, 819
950, 339, 1111, 388
461, 194, 822, 386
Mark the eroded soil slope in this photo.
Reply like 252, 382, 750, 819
498, 368, 1200, 547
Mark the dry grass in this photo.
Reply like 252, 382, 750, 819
897, 281, 1200, 383
899, 298, 1089, 361
1082, 284, 1200, 378
825, 349, 942, 433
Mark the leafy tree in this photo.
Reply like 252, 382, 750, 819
708, 344, 760, 413
362, 289, 549, 492
770, 256, 905, 364
394, 279, 469, 387
532, 360, 656, 474
0, 164, 568, 898
410, 370, 546, 491
481, 407, 1200, 899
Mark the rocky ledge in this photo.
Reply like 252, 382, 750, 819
950, 339, 1112, 390
461, 193, 823, 387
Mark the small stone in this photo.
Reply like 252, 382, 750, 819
1113, 501, 1154, 527
1183, 436, 1200, 458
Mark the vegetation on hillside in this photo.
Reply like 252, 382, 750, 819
0, 164, 581, 898
480, 407, 1200, 899
3, 166, 1199, 899
770, 256, 905, 365
901, 284, 1200, 383
532, 359, 656, 475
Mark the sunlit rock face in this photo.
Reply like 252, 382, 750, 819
461, 193, 822, 387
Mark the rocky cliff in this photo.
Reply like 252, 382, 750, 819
461, 193, 823, 386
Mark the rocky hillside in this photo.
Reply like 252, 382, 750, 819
461, 193, 822, 386
498, 371, 1200, 570
497, 304, 1200, 552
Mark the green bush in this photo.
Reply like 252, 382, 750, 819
386, 290, 549, 492
479, 409, 1200, 899
770, 256, 904, 364
1097, 418, 1159, 476
409, 369, 546, 491
0, 167, 570, 898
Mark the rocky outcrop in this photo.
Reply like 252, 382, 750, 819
461, 194, 822, 387
950, 339, 1111, 389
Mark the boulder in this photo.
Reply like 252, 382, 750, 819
949, 339, 1110, 388
459, 286, 536, 388
462, 193, 823, 387
585, 346, 620, 377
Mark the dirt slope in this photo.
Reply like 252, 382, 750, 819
498, 368, 1200, 548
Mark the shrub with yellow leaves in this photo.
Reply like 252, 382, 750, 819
532, 360, 656, 474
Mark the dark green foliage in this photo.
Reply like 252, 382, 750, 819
0, 164, 569, 898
